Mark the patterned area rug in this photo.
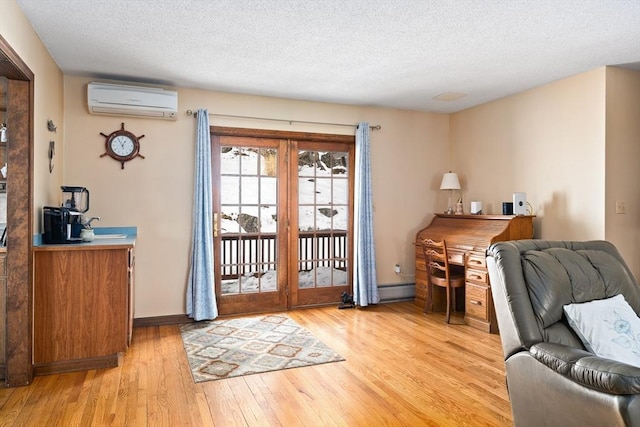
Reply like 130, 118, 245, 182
180, 314, 345, 382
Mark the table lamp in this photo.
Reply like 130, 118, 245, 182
440, 172, 461, 214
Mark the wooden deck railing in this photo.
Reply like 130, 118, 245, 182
220, 231, 348, 278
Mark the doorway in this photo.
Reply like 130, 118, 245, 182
211, 127, 354, 315
0, 35, 35, 386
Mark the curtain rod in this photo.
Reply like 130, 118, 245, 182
185, 110, 381, 131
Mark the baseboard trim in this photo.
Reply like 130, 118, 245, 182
378, 283, 415, 303
133, 314, 193, 328
34, 354, 121, 376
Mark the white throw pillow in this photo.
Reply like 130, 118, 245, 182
563, 294, 640, 368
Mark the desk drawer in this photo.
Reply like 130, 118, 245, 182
466, 283, 489, 321
466, 268, 488, 284
466, 252, 487, 269
448, 250, 465, 265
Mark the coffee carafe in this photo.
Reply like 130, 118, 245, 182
61, 186, 89, 238
61, 186, 89, 213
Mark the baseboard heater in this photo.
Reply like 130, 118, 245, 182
377, 283, 415, 303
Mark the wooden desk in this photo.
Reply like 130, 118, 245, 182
415, 214, 534, 333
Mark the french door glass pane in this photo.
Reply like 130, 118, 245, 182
332, 179, 348, 206
261, 177, 277, 205
220, 176, 239, 204
240, 177, 259, 204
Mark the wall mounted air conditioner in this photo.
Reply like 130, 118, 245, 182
87, 82, 178, 120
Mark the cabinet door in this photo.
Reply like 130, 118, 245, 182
34, 249, 129, 364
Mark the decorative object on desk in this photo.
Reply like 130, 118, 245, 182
339, 291, 355, 309
48, 140, 55, 173
100, 122, 145, 169
513, 192, 527, 215
440, 171, 461, 214
470, 201, 483, 215
0, 123, 6, 143
502, 202, 514, 215
455, 196, 464, 214
180, 313, 344, 383
47, 119, 57, 133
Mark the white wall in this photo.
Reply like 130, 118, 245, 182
63, 76, 449, 317
605, 67, 640, 280
451, 69, 607, 237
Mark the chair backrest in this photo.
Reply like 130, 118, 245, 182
421, 238, 449, 282
486, 240, 640, 360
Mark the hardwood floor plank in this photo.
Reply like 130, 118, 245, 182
248, 374, 304, 427
12, 375, 65, 426
202, 380, 248, 426
228, 377, 280, 426
0, 302, 513, 426
0, 377, 35, 425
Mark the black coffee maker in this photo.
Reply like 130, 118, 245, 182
43, 186, 90, 244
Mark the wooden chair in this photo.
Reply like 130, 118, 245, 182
421, 238, 466, 323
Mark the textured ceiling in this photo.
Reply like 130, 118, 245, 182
15, 0, 640, 113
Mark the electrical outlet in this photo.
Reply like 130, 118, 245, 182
615, 200, 626, 214
394, 264, 401, 274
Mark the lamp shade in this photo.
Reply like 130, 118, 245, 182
440, 172, 461, 190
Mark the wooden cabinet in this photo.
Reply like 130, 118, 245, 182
34, 244, 135, 374
415, 214, 534, 333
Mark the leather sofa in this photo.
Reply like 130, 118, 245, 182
486, 240, 640, 427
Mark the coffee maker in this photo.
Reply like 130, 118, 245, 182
43, 186, 90, 244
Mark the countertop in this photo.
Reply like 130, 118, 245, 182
33, 226, 137, 251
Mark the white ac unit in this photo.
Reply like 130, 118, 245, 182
87, 82, 178, 120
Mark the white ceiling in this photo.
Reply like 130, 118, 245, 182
15, 0, 640, 113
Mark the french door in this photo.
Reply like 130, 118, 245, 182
289, 139, 353, 307
212, 127, 354, 315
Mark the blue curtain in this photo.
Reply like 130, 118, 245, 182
186, 109, 218, 320
353, 122, 379, 306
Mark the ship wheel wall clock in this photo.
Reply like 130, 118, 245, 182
100, 122, 145, 169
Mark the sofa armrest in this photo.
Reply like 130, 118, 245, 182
531, 342, 640, 395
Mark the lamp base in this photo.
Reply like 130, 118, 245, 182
444, 207, 454, 215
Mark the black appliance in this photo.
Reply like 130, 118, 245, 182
43, 186, 90, 244
43, 206, 83, 244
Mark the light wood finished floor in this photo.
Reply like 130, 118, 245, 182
0, 302, 512, 426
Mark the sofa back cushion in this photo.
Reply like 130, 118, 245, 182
522, 247, 640, 346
